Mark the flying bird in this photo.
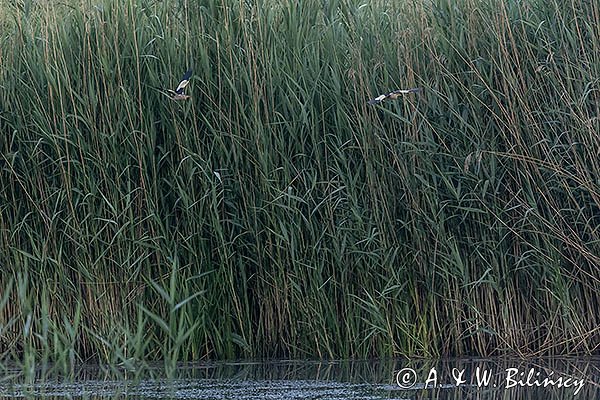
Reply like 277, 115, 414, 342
367, 88, 421, 105
166, 69, 193, 100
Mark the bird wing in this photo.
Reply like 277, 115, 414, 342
391, 88, 422, 95
367, 94, 388, 105
175, 69, 193, 93
368, 88, 422, 104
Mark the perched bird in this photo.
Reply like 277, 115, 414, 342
367, 87, 421, 105
166, 69, 193, 100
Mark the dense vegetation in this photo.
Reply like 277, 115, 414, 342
1, 0, 599, 368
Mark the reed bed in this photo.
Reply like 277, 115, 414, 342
1, 0, 599, 367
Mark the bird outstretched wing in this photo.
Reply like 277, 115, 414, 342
368, 87, 421, 105
175, 69, 193, 94
367, 94, 388, 105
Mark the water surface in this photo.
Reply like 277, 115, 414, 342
0, 358, 597, 399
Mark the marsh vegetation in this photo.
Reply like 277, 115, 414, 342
1, 0, 599, 367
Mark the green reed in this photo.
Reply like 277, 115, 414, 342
1, 0, 599, 368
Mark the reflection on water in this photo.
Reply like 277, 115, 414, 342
0, 358, 598, 399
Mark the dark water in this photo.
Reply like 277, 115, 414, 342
0, 358, 597, 399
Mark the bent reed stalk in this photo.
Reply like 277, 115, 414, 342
1, 0, 599, 366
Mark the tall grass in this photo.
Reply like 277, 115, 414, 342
1, 0, 599, 367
